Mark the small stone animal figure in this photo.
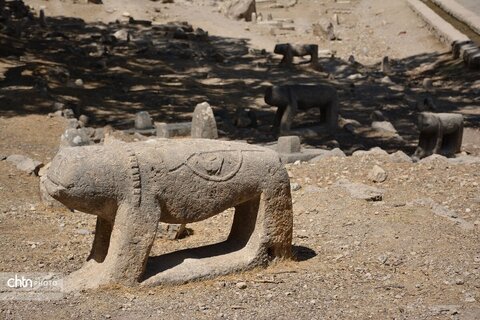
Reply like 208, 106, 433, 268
412, 112, 463, 161
42, 139, 293, 290
264, 84, 339, 134
274, 43, 318, 66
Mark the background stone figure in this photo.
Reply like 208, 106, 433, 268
412, 112, 464, 161
264, 84, 339, 134
274, 43, 319, 66
42, 139, 293, 290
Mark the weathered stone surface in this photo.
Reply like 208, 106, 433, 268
43, 139, 293, 290
225, 0, 256, 22
63, 108, 75, 119
66, 119, 80, 129
368, 165, 387, 183
277, 136, 301, 154
135, 111, 154, 130
78, 114, 90, 127
335, 178, 384, 201
371, 121, 398, 134
352, 147, 388, 157
278, 149, 329, 164
419, 154, 448, 163
39, 175, 66, 208
60, 128, 93, 148
309, 148, 346, 162
191, 102, 218, 139
412, 112, 463, 161
156, 122, 192, 138
389, 150, 413, 163
6, 154, 43, 175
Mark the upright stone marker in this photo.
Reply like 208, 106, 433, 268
191, 102, 218, 139
135, 111, 153, 130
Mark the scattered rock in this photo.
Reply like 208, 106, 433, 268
290, 182, 301, 192
74, 79, 84, 87
335, 178, 384, 201
52, 102, 65, 112
63, 109, 76, 119
309, 148, 346, 162
191, 102, 218, 139
370, 110, 385, 121
235, 282, 247, 289
371, 121, 397, 134
352, 147, 388, 157
389, 151, 413, 163
423, 78, 433, 91
339, 117, 361, 133
418, 154, 448, 164
76, 229, 93, 235
380, 76, 394, 85
78, 114, 89, 127
6, 154, 43, 175
66, 119, 80, 129
368, 165, 387, 183
60, 128, 93, 147
113, 29, 130, 42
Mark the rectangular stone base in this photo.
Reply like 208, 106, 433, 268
156, 122, 192, 138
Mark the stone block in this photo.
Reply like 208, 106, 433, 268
155, 122, 192, 138
277, 136, 301, 154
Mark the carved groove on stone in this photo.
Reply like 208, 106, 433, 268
125, 147, 141, 207
167, 149, 264, 181
186, 150, 243, 182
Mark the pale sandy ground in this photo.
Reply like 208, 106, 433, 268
24, 0, 447, 63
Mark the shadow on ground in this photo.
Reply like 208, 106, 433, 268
0, 1, 478, 154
